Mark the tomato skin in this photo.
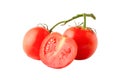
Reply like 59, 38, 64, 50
23, 27, 50, 60
40, 32, 77, 69
64, 27, 97, 60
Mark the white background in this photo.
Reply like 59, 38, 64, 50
0, 0, 120, 80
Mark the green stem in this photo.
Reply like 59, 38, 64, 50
83, 13, 86, 28
49, 21, 64, 32
49, 13, 96, 32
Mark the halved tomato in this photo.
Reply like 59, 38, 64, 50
40, 32, 77, 69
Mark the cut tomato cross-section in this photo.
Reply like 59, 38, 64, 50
40, 32, 77, 69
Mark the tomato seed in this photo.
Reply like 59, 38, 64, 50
45, 38, 56, 54
64, 48, 71, 54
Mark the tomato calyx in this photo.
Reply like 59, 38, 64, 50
37, 23, 49, 31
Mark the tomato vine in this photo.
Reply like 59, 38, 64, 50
49, 13, 96, 32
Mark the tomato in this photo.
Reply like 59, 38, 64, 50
23, 26, 50, 60
40, 32, 77, 69
64, 27, 97, 60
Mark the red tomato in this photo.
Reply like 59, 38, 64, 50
40, 32, 77, 69
64, 27, 97, 60
23, 26, 50, 60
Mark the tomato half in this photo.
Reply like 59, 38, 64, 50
23, 26, 50, 60
64, 27, 97, 60
40, 32, 77, 69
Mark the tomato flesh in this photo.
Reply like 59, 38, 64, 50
64, 27, 97, 60
23, 27, 49, 60
40, 32, 77, 69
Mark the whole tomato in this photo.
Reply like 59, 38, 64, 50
23, 26, 50, 60
64, 27, 97, 60
61, 13, 98, 60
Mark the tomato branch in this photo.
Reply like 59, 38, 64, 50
49, 13, 96, 32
